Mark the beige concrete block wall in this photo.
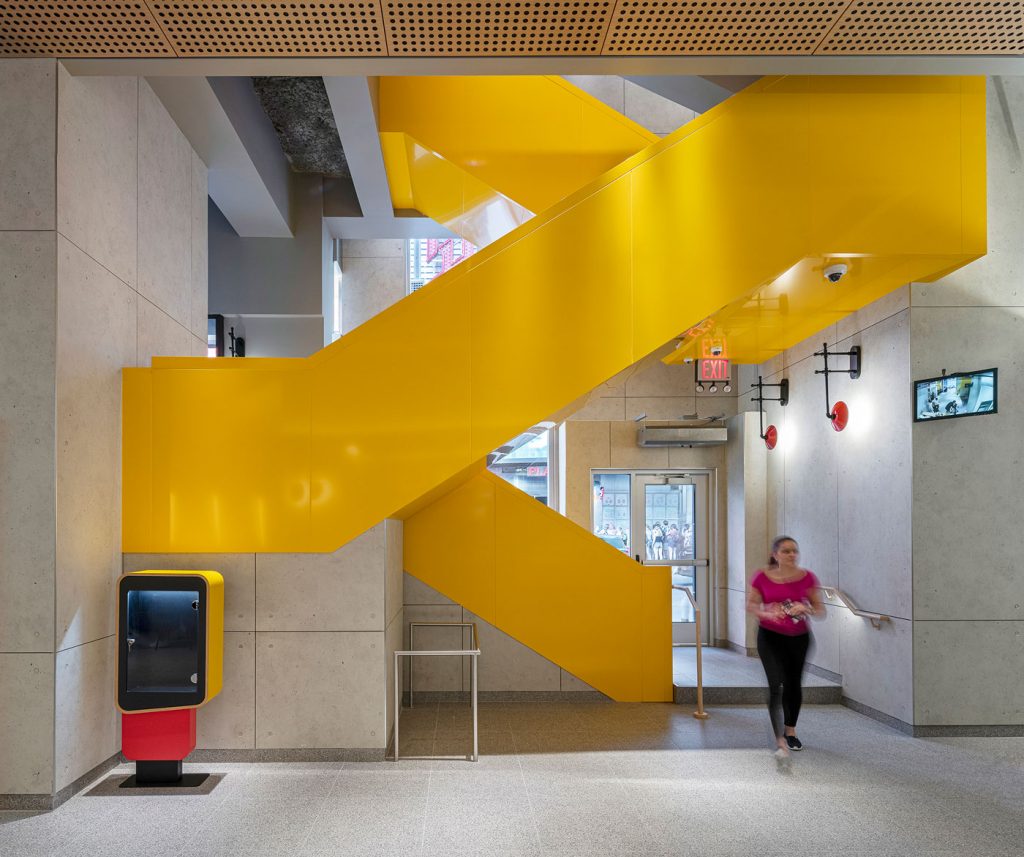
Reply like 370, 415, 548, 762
0, 59, 58, 799
725, 411, 767, 653
126, 520, 403, 752
739, 289, 915, 722
51, 70, 208, 793
910, 76, 1024, 727
0, 61, 207, 800
340, 239, 406, 334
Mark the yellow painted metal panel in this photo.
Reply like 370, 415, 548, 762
404, 471, 669, 702
378, 76, 657, 213
309, 273, 473, 550
124, 76, 986, 555
379, 131, 531, 248
403, 471, 497, 623
640, 567, 673, 703
143, 362, 312, 553
468, 176, 635, 460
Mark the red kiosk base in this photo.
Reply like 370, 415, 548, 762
121, 709, 201, 786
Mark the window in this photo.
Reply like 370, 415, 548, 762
407, 238, 477, 294
488, 428, 553, 506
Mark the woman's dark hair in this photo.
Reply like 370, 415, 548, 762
768, 535, 798, 567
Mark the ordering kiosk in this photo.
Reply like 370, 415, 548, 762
116, 570, 224, 784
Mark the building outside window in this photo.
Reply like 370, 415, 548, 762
408, 237, 477, 294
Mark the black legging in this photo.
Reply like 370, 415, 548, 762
756, 627, 810, 739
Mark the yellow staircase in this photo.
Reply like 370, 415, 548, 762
123, 76, 985, 701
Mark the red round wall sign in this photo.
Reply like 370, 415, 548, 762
831, 401, 849, 432
764, 424, 778, 450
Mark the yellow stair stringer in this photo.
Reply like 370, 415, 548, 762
402, 470, 673, 702
123, 77, 985, 555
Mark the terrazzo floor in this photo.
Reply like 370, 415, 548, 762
2, 700, 1022, 857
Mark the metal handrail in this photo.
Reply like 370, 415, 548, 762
820, 587, 891, 629
672, 585, 709, 720
393, 621, 480, 762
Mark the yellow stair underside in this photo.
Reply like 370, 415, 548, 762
123, 77, 985, 700
404, 470, 673, 702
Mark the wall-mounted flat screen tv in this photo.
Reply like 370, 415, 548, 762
914, 368, 997, 422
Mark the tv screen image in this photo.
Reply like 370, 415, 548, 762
914, 368, 997, 422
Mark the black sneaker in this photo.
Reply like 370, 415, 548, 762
785, 735, 803, 751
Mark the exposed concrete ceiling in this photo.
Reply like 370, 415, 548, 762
251, 77, 351, 179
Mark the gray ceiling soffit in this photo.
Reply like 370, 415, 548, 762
322, 77, 394, 219
624, 75, 760, 113
323, 176, 363, 219
325, 216, 457, 241
207, 77, 294, 229
146, 76, 292, 238
65, 56, 1024, 77
251, 76, 351, 178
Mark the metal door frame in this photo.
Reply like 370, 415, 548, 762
590, 468, 716, 646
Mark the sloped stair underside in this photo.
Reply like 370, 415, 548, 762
124, 77, 985, 701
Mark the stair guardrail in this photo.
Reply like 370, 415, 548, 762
393, 621, 480, 762
672, 585, 709, 720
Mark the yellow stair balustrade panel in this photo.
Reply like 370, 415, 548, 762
379, 130, 533, 248
124, 76, 985, 554
378, 76, 659, 213
404, 471, 673, 702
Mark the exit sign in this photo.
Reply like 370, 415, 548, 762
698, 359, 730, 381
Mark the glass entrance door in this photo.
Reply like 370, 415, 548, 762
592, 471, 712, 646
634, 474, 710, 645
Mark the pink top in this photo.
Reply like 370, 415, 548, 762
751, 568, 819, 636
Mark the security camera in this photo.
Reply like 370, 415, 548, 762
824, 263, 849, 284
710, 345, 723, 357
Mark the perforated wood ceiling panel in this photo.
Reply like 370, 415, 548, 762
383, 1, 614, 54
6, 0, 1024, 55
604, 0, 848, 53
0, 1, 173, 56
818, 0, 1024, 54
147, 1, 387, 55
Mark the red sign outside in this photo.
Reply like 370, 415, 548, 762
698, 359, 730, 382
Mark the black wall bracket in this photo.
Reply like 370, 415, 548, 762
750, 376, 790, 442
813, 343, 861, 421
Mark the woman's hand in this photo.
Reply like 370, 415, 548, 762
761, 602, 786, 621
785, 601, 810, 617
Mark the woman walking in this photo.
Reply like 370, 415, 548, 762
746, 535, 824, 764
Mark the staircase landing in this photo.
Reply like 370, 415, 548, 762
673, 646, 842, 705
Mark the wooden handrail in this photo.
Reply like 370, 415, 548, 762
672, 584, 709, 720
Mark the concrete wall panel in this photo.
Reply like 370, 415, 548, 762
835, 311, 912, 619
911, 306, 1024, 621
0, 232, 57, 654
257, 632, 385, 749
55, 237, 136, 652
0, 60, 56, 230
54, 636, 116, 791
0, 654, 54, 794
138, 79, 192, 325
841, 613, 913, 724
197, 632, 256, 749
57, 68, 137, 289
257, 525, 386, 633
914, 620, 1024, 725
